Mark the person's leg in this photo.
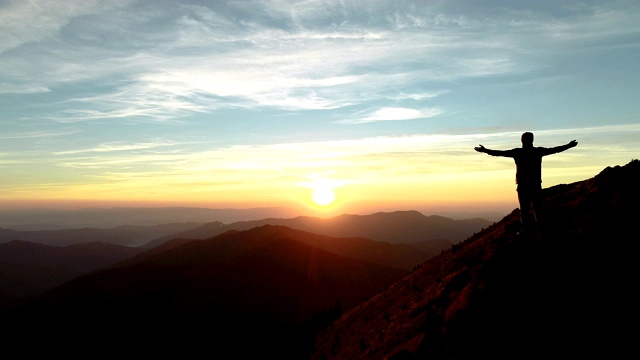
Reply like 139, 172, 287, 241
517, 189, 535, 235
531, 187, 544, 236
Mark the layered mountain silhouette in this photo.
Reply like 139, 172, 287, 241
0, 225, 409, 358
145, 226, 438, 272
0, 211, 487, 329
0, 211, 489, 252
143, 211, 491, 248
1, 160, 636, 359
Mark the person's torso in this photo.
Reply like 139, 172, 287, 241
512, 147, 543, 184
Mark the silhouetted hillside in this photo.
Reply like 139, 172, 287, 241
0, 241, 143, 312
311, 160, 639, 359
137, 226, 433, 271
144, 211, 490, 249
1, 225, 409, 358
142, 220, 227, 248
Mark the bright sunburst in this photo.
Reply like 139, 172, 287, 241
300, 174, 349, 208
312, 186, 335, 206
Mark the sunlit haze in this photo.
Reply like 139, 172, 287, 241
1, 0, 639, 218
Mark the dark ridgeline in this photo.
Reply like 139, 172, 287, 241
1, 160, 637, 359
142, 211, 491, 249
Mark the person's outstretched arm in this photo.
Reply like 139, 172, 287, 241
474, 144, 514, 157
542, 140, 578, 156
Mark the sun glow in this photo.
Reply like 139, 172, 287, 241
300, 174, 349, 208
312, 186, 335, 206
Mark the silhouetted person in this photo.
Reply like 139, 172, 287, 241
475, 132, 578, 237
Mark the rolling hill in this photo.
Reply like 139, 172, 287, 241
0, 224, 445, 316
139, 226, 438, 272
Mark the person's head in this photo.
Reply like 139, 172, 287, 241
521, 132, 534, 146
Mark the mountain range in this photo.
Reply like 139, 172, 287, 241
1, 225, 410, 358
0, 212, 489, 313
0, 159, 637, 358
0, 211, 491, 249
142, 211, 491, 249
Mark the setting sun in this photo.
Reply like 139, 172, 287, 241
299, 175, 350, 209
312, 186, 335, 206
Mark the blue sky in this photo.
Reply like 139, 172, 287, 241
1, 0, 639, 216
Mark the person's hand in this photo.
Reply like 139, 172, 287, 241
568, 140, 578, 147
474, 144, 486, 153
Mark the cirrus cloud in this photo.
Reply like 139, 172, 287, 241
336, 107, 444, 124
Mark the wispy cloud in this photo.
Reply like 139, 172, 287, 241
337, 107, 444, 124
0, 130, 79, 140
53, 141, 179, 155
0, 0, 133, 54
7, 1, 637, 122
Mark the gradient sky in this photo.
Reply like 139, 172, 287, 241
1, 0, 639, 216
